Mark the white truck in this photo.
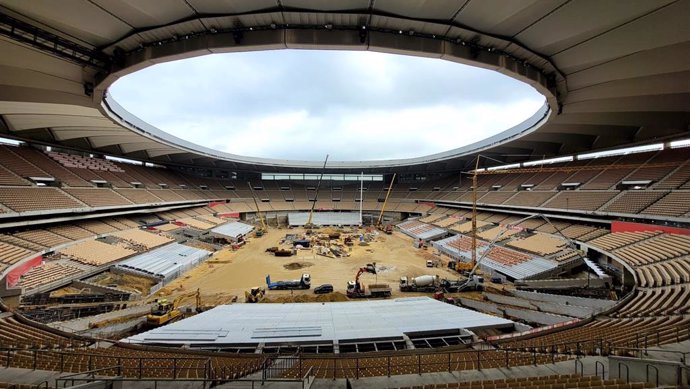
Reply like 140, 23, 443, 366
399, 275, 441, 292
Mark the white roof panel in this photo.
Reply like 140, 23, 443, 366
126, 297, 514, 346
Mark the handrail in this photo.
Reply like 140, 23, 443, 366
617, 361, 630, 383
610, 346, 689, 365
646, 364, 659, 388
574, 358, 583, 376
55, 366, 316, 389
595, 360, 605, 380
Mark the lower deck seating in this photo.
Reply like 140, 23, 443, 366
0, 315, 84, 349
588, 232, 660, 252
495, 316, 690, 354
507, 233, 565, 256
18, 261, 83, 289
0, 241, 34, 269
77, 220, 121, 235
59, 239, 136, 266
484, 246, 531, 267
13, 229, 71, 248
614, 286, 690, 317
111, 229, 174, 249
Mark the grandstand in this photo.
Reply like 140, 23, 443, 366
0, 1, 688, 389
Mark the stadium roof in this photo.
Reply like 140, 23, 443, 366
0, 1, 688, 173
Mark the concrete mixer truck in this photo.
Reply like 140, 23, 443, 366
399, 275, 441, 292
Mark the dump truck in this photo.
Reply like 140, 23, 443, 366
346, 263, 391, 298
399, 275, 441, 292
346, 281, 392, 298
266, 273, 311, 290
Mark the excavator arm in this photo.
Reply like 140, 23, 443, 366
354, 263, 377, 285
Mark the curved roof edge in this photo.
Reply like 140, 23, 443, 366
102, 92, 551, 170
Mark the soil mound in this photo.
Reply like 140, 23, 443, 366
283, 261, 313, 270
260, 291, 349, 303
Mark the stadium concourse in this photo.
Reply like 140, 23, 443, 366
0, 1, 689, 388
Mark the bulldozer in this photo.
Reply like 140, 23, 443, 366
245, 286, 266, 303
147, 288, 201, 327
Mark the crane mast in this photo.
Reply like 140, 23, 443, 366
377, 173, 397, 226
247, 182, 267, 232
471, 156, 480, 268
307, 154, 329, 227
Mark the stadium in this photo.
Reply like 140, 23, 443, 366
0, 1, 688, 388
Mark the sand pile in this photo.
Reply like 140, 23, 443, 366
260, 291, 349, 303
283, 261, 314, 270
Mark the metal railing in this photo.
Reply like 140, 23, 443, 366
0, 347, 574, 381
2, 325, 688, 383
55, 365, 314, 389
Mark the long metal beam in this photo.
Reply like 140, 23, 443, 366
0, 11, 110, 70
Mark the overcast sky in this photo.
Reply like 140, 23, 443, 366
109, 50, 544, 162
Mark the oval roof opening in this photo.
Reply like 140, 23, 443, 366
109, 50, 545, 162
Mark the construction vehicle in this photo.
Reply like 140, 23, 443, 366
147, 289, 201, 327
447, 259, 474, 273
266, 273, 311, 290
375, 173, 396, 232
441, 275, 484, 292
381, 224, 393, 234
399, 275, 441, 292
247, 182, 267, 237
305, 155, 329, 230
245, 286, 266, 303
432, 291, 457, 305
346, 263, 392, 298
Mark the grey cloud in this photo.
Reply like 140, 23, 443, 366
110, 50, 544, 161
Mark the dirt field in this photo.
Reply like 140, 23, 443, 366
88, 271, 157, 295
155, 227, 463, 302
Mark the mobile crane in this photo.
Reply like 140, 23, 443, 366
305, 154, 329, 229
375, 173, 396, 234
346, 263, 392, 298
247, 182, 267, 237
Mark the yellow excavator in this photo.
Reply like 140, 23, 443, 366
146, 288, 201, 327
244, 286, 266, 303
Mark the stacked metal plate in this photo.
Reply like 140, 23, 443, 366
115, 243, 211, 282
210, 221, 254, 241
